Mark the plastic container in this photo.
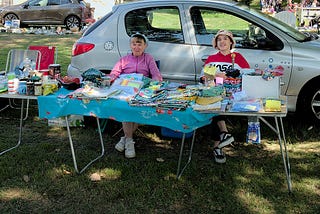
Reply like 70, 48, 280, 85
161, 127, 193, 139
48, 64, 61, 79
8, 78, 19, 94
34, 81, 42, 96
26, 81, 34, 95
18, 80, 27, 94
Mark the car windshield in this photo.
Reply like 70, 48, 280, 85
240, 5, 308, 42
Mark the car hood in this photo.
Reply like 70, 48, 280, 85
304, 38, 320, 47
1, 3, 25, 10
290, 38, 320, 54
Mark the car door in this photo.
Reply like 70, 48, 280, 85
18, 0, 47, 24
42, 0, 66, 23
117, 4, 197, 84
184, 4, 293, 94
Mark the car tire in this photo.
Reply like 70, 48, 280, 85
4, 13, 18, 22
3, 13, 28, 28
65, 15, 81, 30
297, 82, 320, 123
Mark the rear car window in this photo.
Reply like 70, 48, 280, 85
125, 6, 184, 44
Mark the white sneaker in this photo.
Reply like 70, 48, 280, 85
218, 132, 234, 149
115, 137, 126, 152
213, 147, 226, 164
125, 138, 136, 158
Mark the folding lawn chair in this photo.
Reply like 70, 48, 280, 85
28, 45, 57, 70
0, 49, 41, 118
1, 49, 41, 75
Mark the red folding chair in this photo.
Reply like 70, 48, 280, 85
28, 45, 57, 70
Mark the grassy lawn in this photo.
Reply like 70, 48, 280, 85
0, 33, 320, 213
0, 33, 81, 76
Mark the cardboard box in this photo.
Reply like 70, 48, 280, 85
242, 75, 280, 99
48, 115, 84, 127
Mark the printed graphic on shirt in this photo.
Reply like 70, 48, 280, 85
205, 62, 242, 73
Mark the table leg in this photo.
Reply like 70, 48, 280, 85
0, 99, 24, 156
258, 116, 292, 193
176, 129, 196, 179
23, 98, 30, 120
0, 103, 9, 112
0, 98, 30, 120
65, 116, 105, 174
275, 117, 292, 193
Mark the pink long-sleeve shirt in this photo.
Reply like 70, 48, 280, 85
110, 53, 163, 81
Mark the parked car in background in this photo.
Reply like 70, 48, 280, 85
0, 0, 87, 29
68, 0, 320, 122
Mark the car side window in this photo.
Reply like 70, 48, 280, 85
29, 0, 46, 6
61, 0, 71, 4
125, 7, 184, 44
48, 0, 60, 6
190, 7, 283, 50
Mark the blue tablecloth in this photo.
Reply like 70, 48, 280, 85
38, 88, 215, 133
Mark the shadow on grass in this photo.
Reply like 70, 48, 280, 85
0, 107, 320, 213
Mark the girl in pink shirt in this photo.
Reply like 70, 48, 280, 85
112, 33, 162, 159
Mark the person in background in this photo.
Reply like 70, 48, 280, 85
311, 0, 319, 7
200, 29, 250, 164
109, 33, 162, 158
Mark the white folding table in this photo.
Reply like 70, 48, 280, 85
180, 99, 292, 193
37, 89, 292, 192
0, 93, 37, 155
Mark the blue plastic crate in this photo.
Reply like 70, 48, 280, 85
161, 127, 193, 139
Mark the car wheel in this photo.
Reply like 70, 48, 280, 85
65, 15, 81, 30
297, 82, 320, 122
3, 13, 28, 28
4, 13, 18, 21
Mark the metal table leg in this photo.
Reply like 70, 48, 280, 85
23, 98, 30, 120
258, 116, 292, 193
0, 104, 9, 112
65, 116, 105, 174
0, 99, 24, 156
0, 98, 30, 120
176, 129, 196, 179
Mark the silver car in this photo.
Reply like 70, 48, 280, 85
0, 0, 86, 29
68, 0, 320, 121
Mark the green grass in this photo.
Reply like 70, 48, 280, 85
0, 33, 81, 76
0, 34, 320, 213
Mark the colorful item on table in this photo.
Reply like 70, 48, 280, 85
265, 99, 281, 112
0, 76, 7, 92
203, 64, 217, 76
230, 99, 261, 112
42, 83, 58, 96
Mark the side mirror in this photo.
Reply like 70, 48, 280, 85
22, 4, 29, 9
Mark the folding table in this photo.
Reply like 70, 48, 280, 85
37, 88, 213, 174
189, 100, 291, 192
37, 89, 291, 193
0, 93, 37, 155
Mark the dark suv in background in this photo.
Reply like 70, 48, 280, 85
0, 0, 86, 29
